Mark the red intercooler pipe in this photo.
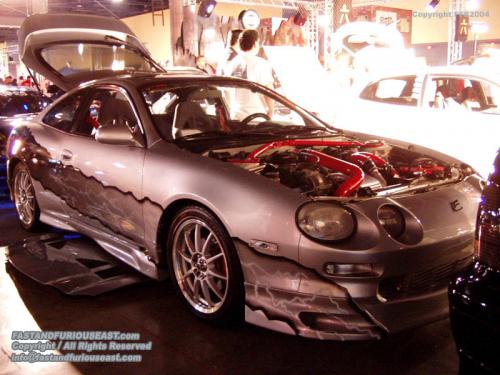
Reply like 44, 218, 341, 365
306, 150, 365, 197
229, 140, 379, 196
350, 152, 386, 168
233, 140, 369, 163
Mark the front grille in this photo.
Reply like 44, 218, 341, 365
379, 256, 472, 300
477, 182, 500, 269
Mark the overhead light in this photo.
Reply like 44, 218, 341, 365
239, 9, 260, 29
425, 0, 440, 11
198, 0, 217, 18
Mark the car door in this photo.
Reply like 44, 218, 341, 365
60, 85, 147, 244
419, 74, 500, 178
338, 75, 425, 141
26, 90, 89, 222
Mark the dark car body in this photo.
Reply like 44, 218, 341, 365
449, 151, 500, 374
0, 86, 49, 197
0, 86, 50, 155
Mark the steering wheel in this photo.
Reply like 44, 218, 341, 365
241, 112, 271, 126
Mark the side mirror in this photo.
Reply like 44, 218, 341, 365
95, 125, 143, 147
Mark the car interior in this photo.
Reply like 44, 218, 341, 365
75, 90, 139, 137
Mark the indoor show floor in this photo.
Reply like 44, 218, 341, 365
0, 197, 461, 375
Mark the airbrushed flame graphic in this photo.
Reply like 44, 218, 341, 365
236, 243, 382, 340
9, 127, 164, 247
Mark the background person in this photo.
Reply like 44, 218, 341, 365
217, 29, 242, 76
226, 29, 274, 89
225, 29, 275, 118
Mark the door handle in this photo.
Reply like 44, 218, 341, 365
60, 149, 73, 161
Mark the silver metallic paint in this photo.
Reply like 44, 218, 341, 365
6, 75, 483, 340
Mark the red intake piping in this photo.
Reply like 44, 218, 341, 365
232, 140, 371, 163
228, 140, 380, 196
348, 152, 389, 186
307, 150, 365, 197
356, 152, 387, 168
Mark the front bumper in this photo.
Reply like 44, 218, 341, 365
449, 262, 500, 373
236, 233, 473, 340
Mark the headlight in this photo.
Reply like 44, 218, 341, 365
378, 205, 405, 240
297, 202, 355, 242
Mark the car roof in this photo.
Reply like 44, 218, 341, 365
369, 65, 500, 85
76, 71, 260, 90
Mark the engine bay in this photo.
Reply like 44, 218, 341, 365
206, 138, 468, 198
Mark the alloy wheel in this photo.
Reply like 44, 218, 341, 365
14, 168, 36, 227
172, 218, 229, 314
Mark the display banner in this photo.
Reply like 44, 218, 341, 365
334, 0, 352, 30
455, 15, 469, 42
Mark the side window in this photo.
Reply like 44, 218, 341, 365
360, 76, 418, 106
477, 80, 499, 113
43, 92, 84, 132
73, 88, 140, 137
428, 77, 496, 112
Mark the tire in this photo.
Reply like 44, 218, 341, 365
12, 162, 41, 231
167, 205, 244, 322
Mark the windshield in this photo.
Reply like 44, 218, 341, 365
142, 82, 330, 140
41, 43, 158, 76
0, 90, 45, 116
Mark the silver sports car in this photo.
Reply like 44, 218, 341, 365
7, 14, 482, 340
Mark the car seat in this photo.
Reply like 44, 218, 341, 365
172, 101, 211, 138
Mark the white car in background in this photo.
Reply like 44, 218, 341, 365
335, 66, 500, 178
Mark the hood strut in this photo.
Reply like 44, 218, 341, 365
26, 67, 43, 97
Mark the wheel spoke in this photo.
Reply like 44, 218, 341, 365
20, 173, 26, 190
26, 200, 34, 214
194, 224, 202, 252
206, 252, 224, 264
192, 279, 201, 300
183, 267, 195, 280
201, 232, 213, 255
21, 203, 29, 221
206, 278, 223, 301
200, 280, 214, 306
17, 201, 24, 219
207, 269, 227, 281
178, 249, 192, 264
184, 231, 195, 254
22, 173, 29, 190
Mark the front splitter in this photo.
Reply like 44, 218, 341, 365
4, 232, 149, 296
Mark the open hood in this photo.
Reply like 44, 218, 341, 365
332, 22, 405, 57
19, 13, 164, 91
